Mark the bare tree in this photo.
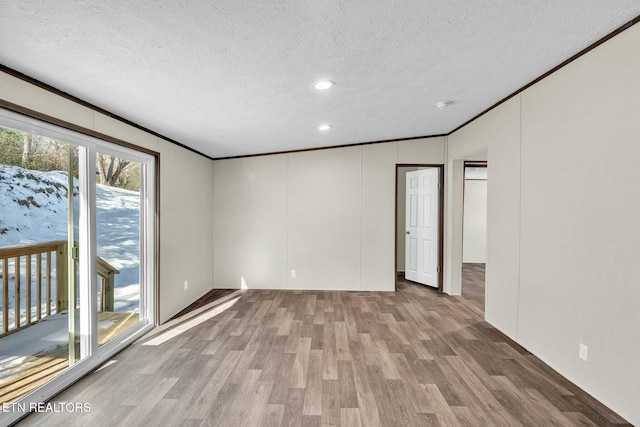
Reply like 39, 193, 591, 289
21, 133, 32, 166
97, 154, 131, 187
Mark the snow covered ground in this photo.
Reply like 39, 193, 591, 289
0, 164, 140, 332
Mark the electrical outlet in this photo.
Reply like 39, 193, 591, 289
184, 280, 189, 290
579, 343, 588, 361
291, 270, 296, 278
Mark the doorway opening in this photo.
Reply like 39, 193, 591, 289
460, 161, 487, 316
395, 164, 444, 292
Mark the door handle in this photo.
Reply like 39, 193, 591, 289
405, 231, 410, 235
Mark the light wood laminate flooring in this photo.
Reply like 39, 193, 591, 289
459, 263, 485, 317
18, 282, 630, 426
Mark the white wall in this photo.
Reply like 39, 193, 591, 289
460, 24, 640, 425
360, 142, 398, 289
518, 25, 640, 424
486, 95, 521, 340
0, 71, 215, 324
288, 147, 362, 289
158, 140, 214, 323
462, 178, 487, 263
213, 154, 288, 289
213, 137, 445, 291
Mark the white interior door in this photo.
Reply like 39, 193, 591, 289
405, 168, 440, 288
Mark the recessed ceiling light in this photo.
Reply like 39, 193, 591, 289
435, 100, 453, 110
318, 124, 332, 131
314, 80, 335, 90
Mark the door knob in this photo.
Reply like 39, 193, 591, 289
405, 231, 410, 234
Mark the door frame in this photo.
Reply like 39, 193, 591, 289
395, 164, 445, 292
461, 161, 487, 307
462, 161, 488, 245
462, 161, 488, 265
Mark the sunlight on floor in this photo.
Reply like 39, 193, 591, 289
142, 297, 240, 347
94, 359, 118, 372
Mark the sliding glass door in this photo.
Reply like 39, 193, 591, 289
95, 151, 145, 346
0, 131, 84, 401
0, 108, 155, 424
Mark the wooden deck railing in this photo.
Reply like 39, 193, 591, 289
0, 240, 119, 337
96, 253, 119, 312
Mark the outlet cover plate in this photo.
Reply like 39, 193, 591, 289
579, 343, 588, 361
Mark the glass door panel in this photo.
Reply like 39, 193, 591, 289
95, 152, 142, 345
0, 125, 82, 403
0, 109, 155, 426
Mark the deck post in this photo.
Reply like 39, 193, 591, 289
104, 273, 115, 312
2, 259, 8, 334
96, 257, 118, 312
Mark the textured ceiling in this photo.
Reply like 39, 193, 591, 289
0, 1, 638, 158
